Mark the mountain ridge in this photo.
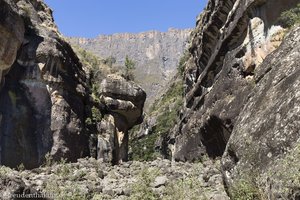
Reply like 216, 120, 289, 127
68, 28, 192, 109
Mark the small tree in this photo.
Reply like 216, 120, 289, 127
124, 55, 135, 81
104, 56, 116, 67
277, 4, 300, 28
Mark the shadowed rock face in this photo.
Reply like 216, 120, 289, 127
170, 0, 300, 197
0, 0, 90, 169
0, 0, 24, 86
0, 0, 147, 168
222, 26, 300, 198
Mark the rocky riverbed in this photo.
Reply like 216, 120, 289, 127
0, 158, 229, 200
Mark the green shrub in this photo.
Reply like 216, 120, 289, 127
130, 133, 160, 161
0, 166, 12, 178
124, 55, 136, 81
163, 163, 208, 200
277, 4, 300, 28
163, 177, 207, 200
103, 56, 116, 67
44, 152, 54, 167
230, 177, 265, 200
129, 167, 160, 200
91, 106, 102, 122
177, 51, 190, 77
45, 178, 88, 200
130, 78, 184, 161
17, 163, 25, 171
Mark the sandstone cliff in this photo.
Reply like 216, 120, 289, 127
68, 29, 191, 108
170, 0, 300, 198
0, 0, 145, 169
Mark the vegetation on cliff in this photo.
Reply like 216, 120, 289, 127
278, 3, 300, 28
129, 52, 190, 161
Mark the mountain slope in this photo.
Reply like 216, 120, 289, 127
68, 29, 191, 108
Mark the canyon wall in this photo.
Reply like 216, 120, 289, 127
0, 0, 145, 168
170, 0, 300, 197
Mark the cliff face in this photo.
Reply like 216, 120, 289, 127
0, 0, 90, 169
0, 0, 145, 169
0, 0, 24, 85
171, 0, 300, 197
69, 29, 191, 108
223, 26, 300, 198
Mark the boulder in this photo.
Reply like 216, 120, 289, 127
98, 74, 146, 164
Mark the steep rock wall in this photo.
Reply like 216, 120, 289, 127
222, 26, 300, 198
171, 0, 300, 197
0, 0, 90, 168
0, 0, 146, 168
173, 0, 299, 160
0, 0, 24, 86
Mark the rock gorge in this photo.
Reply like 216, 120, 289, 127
0, 0, 299, 199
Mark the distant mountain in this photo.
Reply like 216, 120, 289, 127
68, 28, 191, 109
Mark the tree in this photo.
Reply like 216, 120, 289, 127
277, 4, 300, 28
124, 55, 135, 81
104, 56, 116, 67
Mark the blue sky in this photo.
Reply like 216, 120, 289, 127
44, 0, 207, 38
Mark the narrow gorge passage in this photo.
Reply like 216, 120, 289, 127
0, 0, 300, 199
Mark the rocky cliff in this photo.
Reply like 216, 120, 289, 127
170, 0, 300, 198
68, 29, 191, 108
1, 0, 300, 199
0, 0, 90, 169
0, 0, 145, 169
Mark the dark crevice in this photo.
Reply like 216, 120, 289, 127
228, 148, 239, 164
235, 46, 247, 58
242, 63, 256, 78
201, 116, 232, 158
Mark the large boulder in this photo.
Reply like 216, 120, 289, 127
98, 74, 146, 164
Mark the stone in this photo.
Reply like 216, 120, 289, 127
0, 159, 229, 199
98, 74, 146, 164
152, 175, 168, 188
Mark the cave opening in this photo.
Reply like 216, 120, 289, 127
201, 116, 232, 158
